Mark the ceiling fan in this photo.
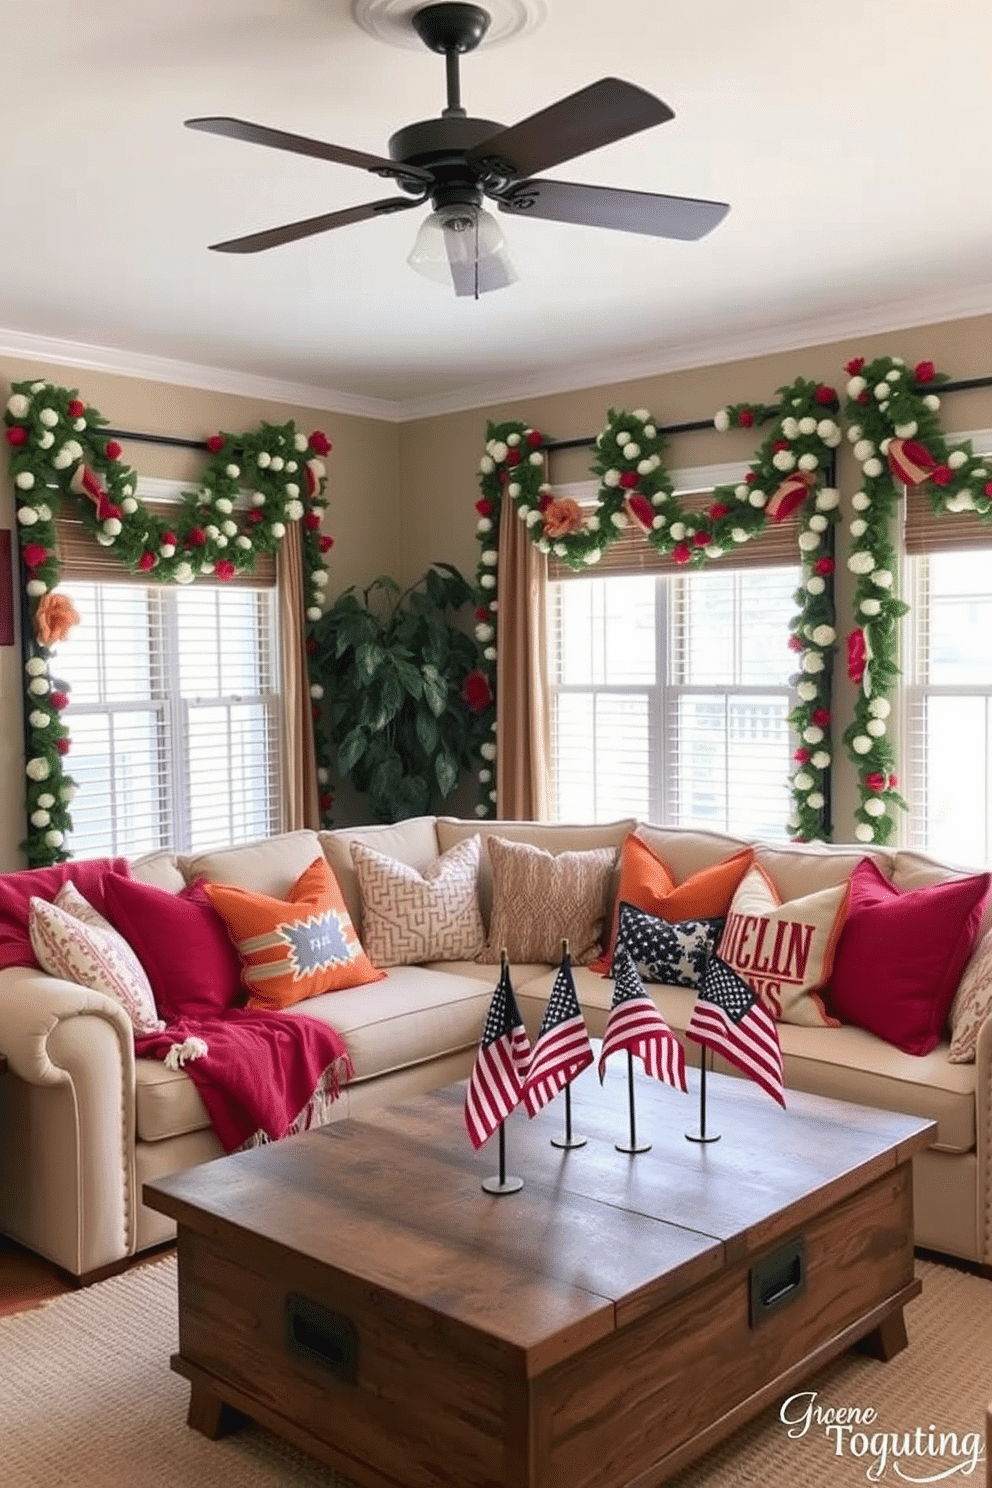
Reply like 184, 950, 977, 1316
185, 1, 729, 297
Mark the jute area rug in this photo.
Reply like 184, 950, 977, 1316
1, 1255, 988, 1487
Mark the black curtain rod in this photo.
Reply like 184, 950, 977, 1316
541, 375, 992, 455
95, 375, 992, 456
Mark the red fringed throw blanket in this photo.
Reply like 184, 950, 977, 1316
135, 1008, 353, 1153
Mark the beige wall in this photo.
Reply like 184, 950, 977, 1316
0, 355, 402, 870
399, 311, 992, 842
2, 311, 989, 865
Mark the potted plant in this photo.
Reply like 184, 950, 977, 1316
310, 564, 492, 823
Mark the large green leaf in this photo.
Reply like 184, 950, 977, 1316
435, 750, 459, 799
381, 668, 404, 718
337, 727, 368, 777
415, 707, 439, 757
421, 664, 447, 717
355, 642, 385, 683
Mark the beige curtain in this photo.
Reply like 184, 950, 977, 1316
496, 496, 551, 820
277, 524, 320, 831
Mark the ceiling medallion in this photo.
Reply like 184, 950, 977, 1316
351, 0, 547, 51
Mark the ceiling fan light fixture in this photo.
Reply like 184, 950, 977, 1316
407, 202, 517, 297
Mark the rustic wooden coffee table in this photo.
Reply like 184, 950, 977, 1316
145, 1061, 935, 1488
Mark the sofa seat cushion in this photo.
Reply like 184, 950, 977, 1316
281, 964, 497, 1085
135, 1057, 211, 1142
515, 967, 974, 1153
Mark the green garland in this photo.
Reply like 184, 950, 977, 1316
473, 378, 843, 837
842, 354, 992, 843
5, 380, 334, 866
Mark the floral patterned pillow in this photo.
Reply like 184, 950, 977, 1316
948, 929, 992, 1063
29, 882, 165, 1034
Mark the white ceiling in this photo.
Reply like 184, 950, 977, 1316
2, 1, 990, 419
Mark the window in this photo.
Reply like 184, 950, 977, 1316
902, 429, 992, 864
549, 563, 800, 837
57, 580, 283, 857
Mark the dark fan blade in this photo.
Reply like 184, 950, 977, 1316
208, 196, 422, 254
496, 178, 729, 241
465, 79, 673, 181
185, 117, 432, 187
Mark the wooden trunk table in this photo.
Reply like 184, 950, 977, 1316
144, 1061, 935, 1488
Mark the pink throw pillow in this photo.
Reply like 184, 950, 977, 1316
102, 873, 243, 1022
827, 858, 991, 1056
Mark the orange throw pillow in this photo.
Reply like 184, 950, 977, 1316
205, 857, 384, 1011
590, 834, 754, 975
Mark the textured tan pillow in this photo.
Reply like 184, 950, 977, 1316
479, 836, 617, 965
948, 929, 992, 1063
717, 863, 849, 1027
351, 834, 485, 967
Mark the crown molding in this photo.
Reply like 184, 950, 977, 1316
394, 282, 992, 420
0, 326, 405, 421
2, 280, 990, 429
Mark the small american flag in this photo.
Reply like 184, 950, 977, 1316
598, 942, 687, 1091
686, 955, 786, 1108
464, 961, 532, 1149
521, 952, 593, 1117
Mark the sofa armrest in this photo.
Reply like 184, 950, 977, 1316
975, 1012, 992, 1265
0, 965, 138, 1277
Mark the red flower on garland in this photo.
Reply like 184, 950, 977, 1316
304, 512, 321, 529
865, 772, 886, 792
787, 634, 804, 652
21, 543, 49, 569
844, 358, 864, 376
206, 434, 225, 453
985, 482, 992, 498
813, 556, 835, 576
318, 534, 334, 552
67, 399, 86, 417
745, 471, 758, 484
738, 408, 754, 428
772, 439, 790, 452
50, 691, 69, 710
794, 748, 811, 764
505, 448, 522, 467
475, 607, 490, 621
618, 470, 640, 489
319, 791, 334, 813
526, 430, 543, 448
931, 465, 952, 486
138, 552, 156, 571
247, 510, 264, 526
187, 527, 207, 546
708, 502, 731, 520
692, 530, 709, 547
814, 384, 837, 407
538, 490, 553, 512
5, 426, 27, 447
857, 392, 870, 405
475, 498, 494, 516
56, 738, 71, 756
309, 431, 332, 456
914, 360, 936, 384
462, 670, 492, 714
847, 629, 867, 685
812, 707, 831, 727
672, 543, 691, 565
215, 560, 236, 581
105, 441, 122, 461
889, 773, 898, 788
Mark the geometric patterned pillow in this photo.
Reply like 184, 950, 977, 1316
204, 856, 385, 1012
478, 836, 618, 965
948, 928, 992, 1063
616, 900, 723, 988
28, 882, 166, 1034
350, 834, 485, 967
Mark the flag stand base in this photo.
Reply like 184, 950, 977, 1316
550, 1134, 587, 1149
614, 1139, 652, 1154
481, 1174, 524, 1194
684, 1131, 721, 1144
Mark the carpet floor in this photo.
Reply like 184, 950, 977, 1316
0, 1255, 988, 1487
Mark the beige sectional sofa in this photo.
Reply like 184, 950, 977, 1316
0, 814, 989, 1281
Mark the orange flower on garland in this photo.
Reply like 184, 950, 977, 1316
542, 497, 583, 540
35, 591, 80, 646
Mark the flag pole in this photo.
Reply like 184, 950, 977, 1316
550, 939, 587, 1150
482, 948, 524, 1194
615, 1048, 651, 1154
685, 1046, 721, 1144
